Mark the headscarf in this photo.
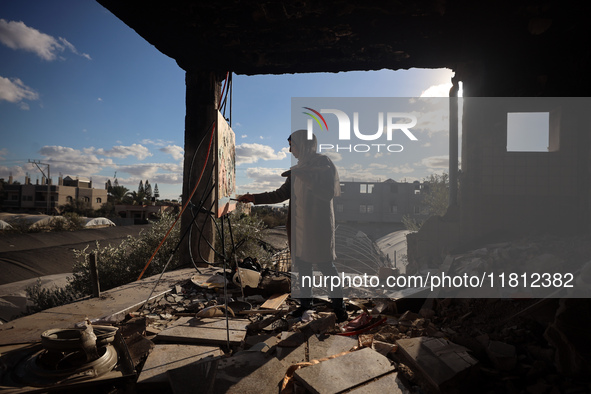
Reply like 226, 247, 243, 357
289, 129, 318, 162
288, 129, 340, 197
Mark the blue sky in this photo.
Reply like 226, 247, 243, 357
1, 0, 456, 201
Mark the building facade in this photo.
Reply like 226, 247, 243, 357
1, 175, 108, 214
333, 179, 427, 239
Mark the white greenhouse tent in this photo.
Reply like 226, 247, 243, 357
0, 220, 12, 230
83, 217, 116, 227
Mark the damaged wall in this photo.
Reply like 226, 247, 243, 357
460, 97, 591, 242
95, 0, 591, 268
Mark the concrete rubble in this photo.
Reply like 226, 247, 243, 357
1, 233, 591, 393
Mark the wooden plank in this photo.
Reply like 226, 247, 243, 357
260, 293, 289, 310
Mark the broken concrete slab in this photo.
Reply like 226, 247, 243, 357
156, 316, 249, 346
244, 333, 277, 349
308, 334, 357, 361
214, 350, 286, 394
294, 347, 395, 394
276, 331, 308, 363
137, 344, 222, 386
396, 337, 478, 392
0, 267, 199, 346
477, 335, 517, 371
347, 371, 405, 393
167, 356, 220, 394
125, 332, 155, 367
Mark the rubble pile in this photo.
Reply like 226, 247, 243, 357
445, 234, 591, 297
103, 263, 591, 393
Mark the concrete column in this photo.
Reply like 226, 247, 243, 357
180, 71, 223, 267
449, 77, 459, 207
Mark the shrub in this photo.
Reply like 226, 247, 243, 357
26, 279, 81, 314
68, 212, 181, 295
214, 211, 274, 268
26, 212, 181, 311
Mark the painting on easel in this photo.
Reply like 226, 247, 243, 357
215, 111, 236, 217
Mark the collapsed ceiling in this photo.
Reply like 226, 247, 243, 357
97, 0, 588, 84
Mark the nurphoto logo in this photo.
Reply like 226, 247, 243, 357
302, 107, 418, 153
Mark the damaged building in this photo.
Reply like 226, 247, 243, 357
1, 0, 591, 393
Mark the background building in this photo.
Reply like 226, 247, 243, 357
334, 179, 426, 239
0, 175, 107, 214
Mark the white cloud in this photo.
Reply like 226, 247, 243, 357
369, 163, 389, 169
116, 162, 181, 180
159, 145, 184, 161
0, 19, 90, 60
58, 37, 91, 60
241, 134, 248, 139
420, 82, 452, 98
89, 144, 152, 160
237, 167, 287, 194
323, 151, 342, 163
0, 76, 39, 107
38, 145, 114, 176
0, 164, 30, 181
141, 138, 175, 147
418, 155, 449, 169
235, 143, 289, 165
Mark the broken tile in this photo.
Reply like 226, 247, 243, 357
308, 334, 357, 361
478, 336, 517, 371
215, 351, 286, 394
156, 316, 249, 346
168, 357, 220, 394
347, 371, 405, 393
294, 347, 395, 394
137, 344, 222, 386
396, 337, 478, 392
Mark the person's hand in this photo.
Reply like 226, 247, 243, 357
237, 194, 254, 203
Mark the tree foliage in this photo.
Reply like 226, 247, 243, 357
213, 209, 274, 267
108, 185, 130, 204
403, 172, 452, 232
144, 180, 152, 200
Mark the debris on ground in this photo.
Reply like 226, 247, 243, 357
2, 233, 591, 393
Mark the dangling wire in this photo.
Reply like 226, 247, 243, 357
136, 72, 229, 281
